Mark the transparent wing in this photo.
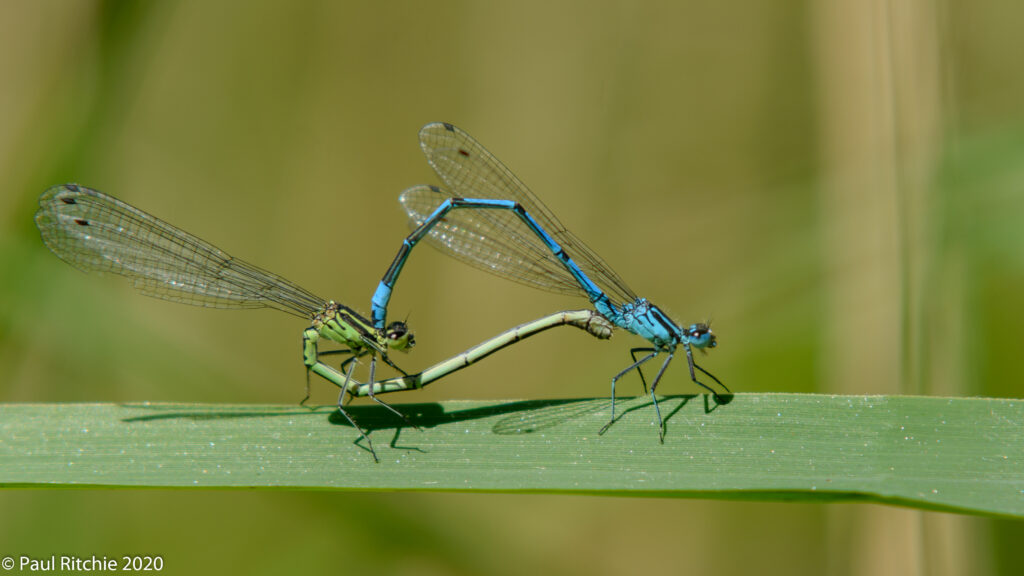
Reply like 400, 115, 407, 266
35, 184, 325, 318
401, 185, 583, 295
408, 122, 637, 305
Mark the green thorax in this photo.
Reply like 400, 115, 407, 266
311, 301, 415, 354
312, 301, 385, 353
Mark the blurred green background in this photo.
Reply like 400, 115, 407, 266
1, 0, 1022, 574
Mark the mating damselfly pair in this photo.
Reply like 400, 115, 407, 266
34, 122, 728, 461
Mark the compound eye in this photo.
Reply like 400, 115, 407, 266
686, 324, 716, 349
386, 321, 407, 338
385, 321, 415, 349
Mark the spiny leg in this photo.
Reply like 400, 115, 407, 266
303, 369, 313, 408
694, 362, 730, 399
630, 347, 656, 394
338, 350, 365, 380
337, 359, 378, 463
365, 355, 422, 431
599, 350, 658, 435
647, 353, 676, 443
318, 349, 357, 358
379, 352, 410, 377
686, 346, 729, 402
339, 350, 371, 407
302, 348, 355, 406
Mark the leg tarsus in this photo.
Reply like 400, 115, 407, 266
598, 379, 618, 435
380, 352, 409, 377
338, 359, 378, 462
686, 346, 729, 403
600, 350, 658, 436
300, 368, 312, 407
366, 355, 421, 431
694, 361, 730, 402
648, 354, 674, 443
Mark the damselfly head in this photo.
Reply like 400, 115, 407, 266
685, 323, 716, 350
385, 321, 415, 351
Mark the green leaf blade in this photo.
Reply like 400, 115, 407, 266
1, 394, 1020, 518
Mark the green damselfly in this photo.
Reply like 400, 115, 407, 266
35, 184, 613, 461
35, 184, 416, 459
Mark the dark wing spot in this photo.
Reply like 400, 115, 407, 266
457, 148, 470, 157
60, 197, 77, 205
428, 185, 441, 193
65, 184, 80, 192
442, 123, 455, 132
74, 218, 89, 226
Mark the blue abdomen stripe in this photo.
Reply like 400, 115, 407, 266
372, 197, 617, 328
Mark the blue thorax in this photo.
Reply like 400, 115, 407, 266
608, 298, 679, 350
